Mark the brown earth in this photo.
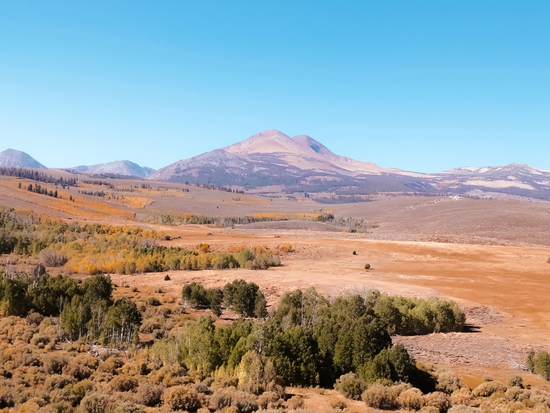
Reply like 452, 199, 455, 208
1, 175, 550, 393
102, 222, 550, 391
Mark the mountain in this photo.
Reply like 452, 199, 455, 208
149, 130, 550, 200
0, 149, 46, 168
148, 130, 435, 193
69, 160, 155, 178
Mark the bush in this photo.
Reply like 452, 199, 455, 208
532, 351, 550, 380
110, 375, 138, 392
39, 249, 68, 267
112, 401, 145, 413
43, 355, 68, 375
71, 379, 94, 404
507, 375, 524, 389
472, 381, 507, 398
365, 263, 371, 270
147, 297, 161, 307
362, 384, 393, 409
436, 370, 462, 394
398, 388, 424, 410
330, 399, 348, 410
334, 373, 367, 400
134, 382, 163, 406
231, 390, 258, 413
257, 391, 280, 409
44, 374, 75, 391
423, 391, 450, 412
447, 406, 480, 413
79, 393, 110, 413
450, 388, 472, 406
287, 395, 304, 409
162, 385, 201, 412
63, 361, 92, 380
211, 388, 234, 410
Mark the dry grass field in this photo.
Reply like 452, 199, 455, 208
1, 173, 550, 411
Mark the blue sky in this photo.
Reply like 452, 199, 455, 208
1, 1, 549, 172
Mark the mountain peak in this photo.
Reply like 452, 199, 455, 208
224, 130, 303, 155
0, 148, 46, 168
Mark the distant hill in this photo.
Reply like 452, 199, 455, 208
148, 130, 550, 200
69, 160, 155, 178
0, 149, 46, 168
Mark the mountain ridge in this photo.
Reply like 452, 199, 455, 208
3, 134, 550, 200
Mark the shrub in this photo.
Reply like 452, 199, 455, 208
365, 263, 371, 270
63, 361, 92, 380
162, 385, 201, 411
398, 388, 424, 410
472, 381, 507, 398
450, 388, 472, 406
330, 398, 348, 410
507, 376, 524, 389
257, 391, 280, 409
533, 351, 550, 380
110, 375, 138, 392
211, 388, 234, 410
39, 249, 68, 267
287, 395, 305, 409
71, 379, 94, 403
44, 374, 75, 391
112, 401, 145, 413
334, 373, 367, 400
447, 406, 480, 413
362, 384, 393, 409
505, 386, 530, 402
423, 391, 450, 412
147, 297, 161, 307
134, 382, 163, 406
436, 371, 462, 394
231, 390, 258, 413
79, 393, 110, 413
26, 312, 44, 326
43, 354, 68, 375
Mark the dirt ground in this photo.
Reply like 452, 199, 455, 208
2, 176, 550, 406
102, 221, 550, 393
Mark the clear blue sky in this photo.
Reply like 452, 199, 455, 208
1, 1, 549, 172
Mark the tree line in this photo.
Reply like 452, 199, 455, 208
0, 167, 77, 186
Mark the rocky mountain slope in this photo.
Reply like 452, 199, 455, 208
0, 149, 46, 168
